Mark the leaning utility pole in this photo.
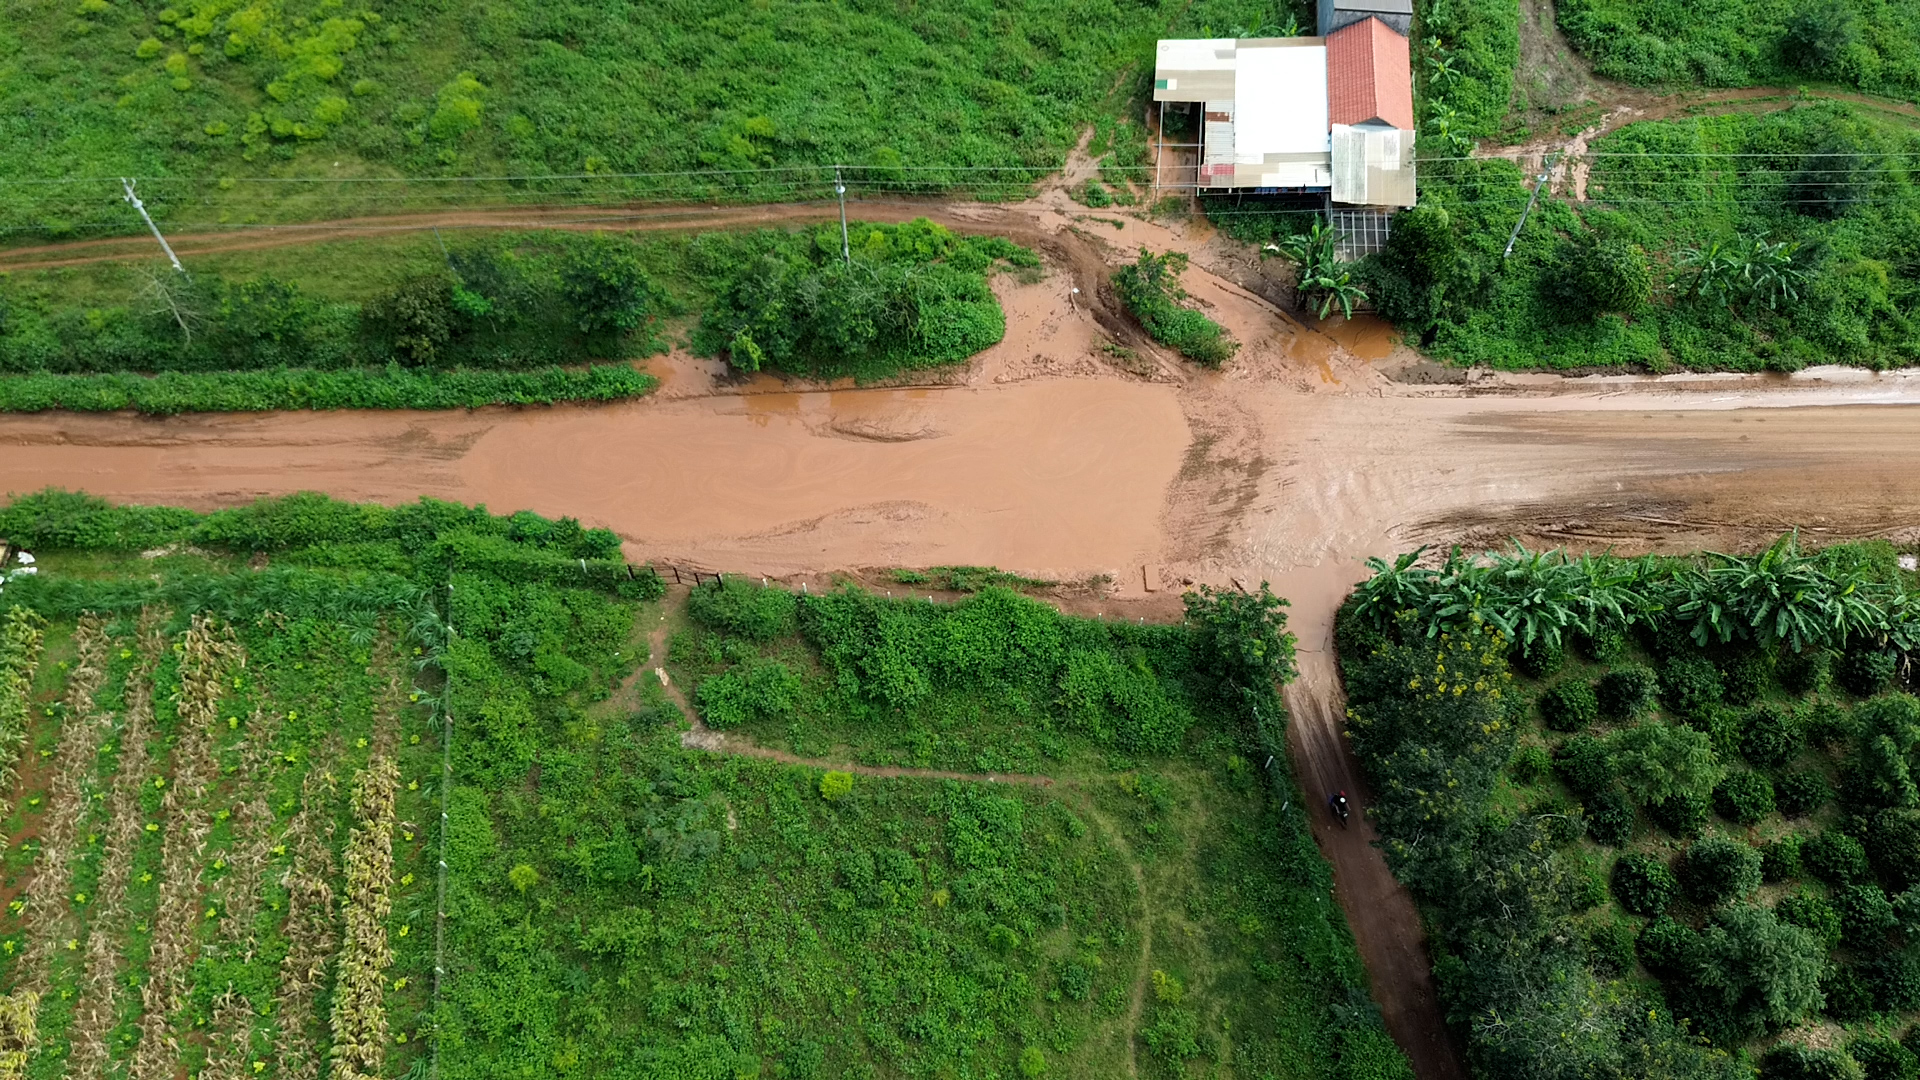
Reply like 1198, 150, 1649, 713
834, 165, 850, 267
1503, 152, 1558, 259
121, 178, 187, 275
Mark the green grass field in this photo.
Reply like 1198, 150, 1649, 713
0, 491, 1408, 1080
0, 0, 1289, 236
1558, 0, 1920, 98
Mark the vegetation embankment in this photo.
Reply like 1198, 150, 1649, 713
0, 0, 1274, 235
0, 488, 1408, 1079
1338, 535, 1920, 1078
1556, 0, 1920, 101
0, 218, 1034, 410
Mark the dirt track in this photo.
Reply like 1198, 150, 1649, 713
5, 191, 1920, 1078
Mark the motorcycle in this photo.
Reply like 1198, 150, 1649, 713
1329, 791, 1351, 829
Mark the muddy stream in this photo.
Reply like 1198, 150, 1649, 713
5, 194, 1920, 1078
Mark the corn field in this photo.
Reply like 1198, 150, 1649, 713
0, 607, 436, 1080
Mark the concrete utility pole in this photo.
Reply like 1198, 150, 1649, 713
835, 165, 850, 267
121, 178, 187, 275
1503, 152, 1558, 259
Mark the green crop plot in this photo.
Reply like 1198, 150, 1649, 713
0, 490, 1408, 1080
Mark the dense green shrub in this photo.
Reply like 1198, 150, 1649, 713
1841, 645, 1900, 697
1552, 236, 1653, 319
1807, 830, 1872, 884
1597, 666, 1657, 721
1825, 963, 1877, 1021
1685, 837, 1763, 906
696, 660, 803, 729
1760, 1044, 1867, 1080
1652, 789, 1713, 838
1721, 653, 1772, 706
1777, 891, 1843, 949
1777, 771, 1835, 818
1837, 883, 1899, 947
688, 577, 799, 642
1555, 735, 1616, 796
1640, 904, 1826, 1045
1540, 679, 1600, 732
1785, 0, 1866, 80
1585, 918, 1637, 976
1872, 952, 1920, 1013
1584, 788, 1636, 846
1851, 1038, 1918, 1080
1510, 742, 1553, 785
1741, 704, 1804, 768
1866, 809, 1920, 891
1780, 649, 1832, 696
1807, 700, 1858, 748
693, 220, 1027, 380
1661, 656, 1725, 720
1762, 835, 1804, 882
1514, 638, 1566, 678
1111, 250, 1238, 367
1576, 623, 1628, 664
1609, 721, 1722, 805
1714, 771, 1776, 825
1613, 852, 1679, 915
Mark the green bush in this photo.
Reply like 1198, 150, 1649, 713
695, 659, 803, 729
1721, 652, 1772, 706
1584, 788, 1635, 846
1840, 645, 1899, 697
1777, 770, 1834, 818
692, 220, 1024, 381
687, 577, 798, 641
1510, 742, 1552, 784
1806, 829, 1871, 884
1779, 649, 1832, 696
1851, 1038, 1918, 1080
1613, 852, 1679, 916
1714, 770, 1776, 825
1760, 1044, 1867, 1080
1554, 236, 1653, 319
1825, 963, 1876, 1021
1866, 808, 1920, 891
1596, 666, 1657, 720
1784, 0, 1865, 79
1651, 788, 1712, 838
1540, 679, 1600, 732
1684, 837, 1762, 906
1585, 918, 1637, 976
1660, 656, 1724, 720
1515, 637, 1566, 678
1837, 883, 1898, 947
1577, 623, 1628, 663
1555, 734, 1615, 796
1872, 953, 1920, 1013
1777, 891, 1843, 948
1761, 834, 1804, 882
1111, 250, 1238, 367
1741, 703, 1804, 768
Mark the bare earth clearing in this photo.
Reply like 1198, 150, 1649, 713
5, 187, 1920, 1078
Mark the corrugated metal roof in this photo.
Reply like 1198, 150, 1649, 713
1330, 123, 1416, 207
1326, 18, 1413, 130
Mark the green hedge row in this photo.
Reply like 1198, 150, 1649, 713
0, 363, 655, 415
435, 532, 663, 600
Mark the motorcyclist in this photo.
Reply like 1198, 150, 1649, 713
1330, 790, 1350, 824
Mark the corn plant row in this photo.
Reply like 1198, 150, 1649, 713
0, 605, 48, 1079
17, 615, 112, 999
196, 707, 288, 1080
0, 607, 48, 823
327, 748, 399, 1080
272, 737, 342, 1080
65, 610, 165, 1080
129, 615, 240, 1080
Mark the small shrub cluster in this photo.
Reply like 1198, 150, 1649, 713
1540, 679, 1599, 731
1111, 250, 1238, 367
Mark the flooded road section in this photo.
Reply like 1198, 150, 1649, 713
0, 379, 1188, 578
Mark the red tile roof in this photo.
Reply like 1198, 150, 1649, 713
1327, 17, 1414, 130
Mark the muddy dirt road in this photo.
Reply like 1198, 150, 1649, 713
5, 193, 1920, 1078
